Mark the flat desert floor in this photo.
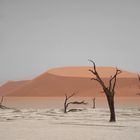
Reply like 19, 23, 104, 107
0, 107, 140, 140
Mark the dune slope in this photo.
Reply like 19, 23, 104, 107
1, 67, 138, 97
0, 80, 30, 96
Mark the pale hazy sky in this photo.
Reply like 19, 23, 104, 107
0, 0, 140, 84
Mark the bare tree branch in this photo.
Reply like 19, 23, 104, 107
68, 100, 87, 105
108, 68, 122, 93
88, 60, 106, 90
138, 75, 140, 82
88, 59, 97, 72
111, 68, 122, 93
91, 77, 100, 82
89, 60, 121, 122
67, 91, 78, 100
0, 96, 4, 105
0, 96, 11, 109
89, 69, 96, 75
109, 76, 113, 91
64, 92, 87, 113
137, 74, 140, 96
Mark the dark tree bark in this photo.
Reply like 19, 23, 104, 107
137, 75, 140, 96
64, 92, 87, 113
89, 60, 121, 122
0, 96, 10, 109
138, 75, 140, 82
0, 96, 4, 105
92, 98, 95, 109
64, 92, 75, 113
106, 95, 116, 122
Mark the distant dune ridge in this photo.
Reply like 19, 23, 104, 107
0, 80, 30, 96
0, 67, 139, 97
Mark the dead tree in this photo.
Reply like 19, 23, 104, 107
89, 60, 121, 122
138, 75, 140, 82
137, 75, 140, 96
92, 98, 96, 109
0, 96, 10, 109
64, 92, 87, 113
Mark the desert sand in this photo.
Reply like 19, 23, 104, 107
0, 107, 140, 140
47, 66, 137, 78
0, 67, 140, 140
0, 67, 139, 97
0, 80, 30, 96
0, 96, 140, 140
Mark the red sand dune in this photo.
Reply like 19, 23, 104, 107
0, 80, 30, 96
47, 67, 137, 78
0, 67, 139, 97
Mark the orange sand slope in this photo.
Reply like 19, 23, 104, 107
0, 67, 139, 97
0, 80, 30, 96
47, 67, 137, 78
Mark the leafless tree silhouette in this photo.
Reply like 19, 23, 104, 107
64, 91, 87, 113
89, 60, 122, 122
0, 96, 10, 109
137, 75, 140, 96
92, 98, 96, 109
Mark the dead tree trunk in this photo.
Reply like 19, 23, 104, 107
106, 95, 115, 122
137, 75, 140, 96
64, 95, 68, 113
89, 60, 121, 122
92, 98, 95, 109
0, 96, 4, 108
64, 92, 75, 113
0, 96, 10, 109
64, 92, 87, 113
